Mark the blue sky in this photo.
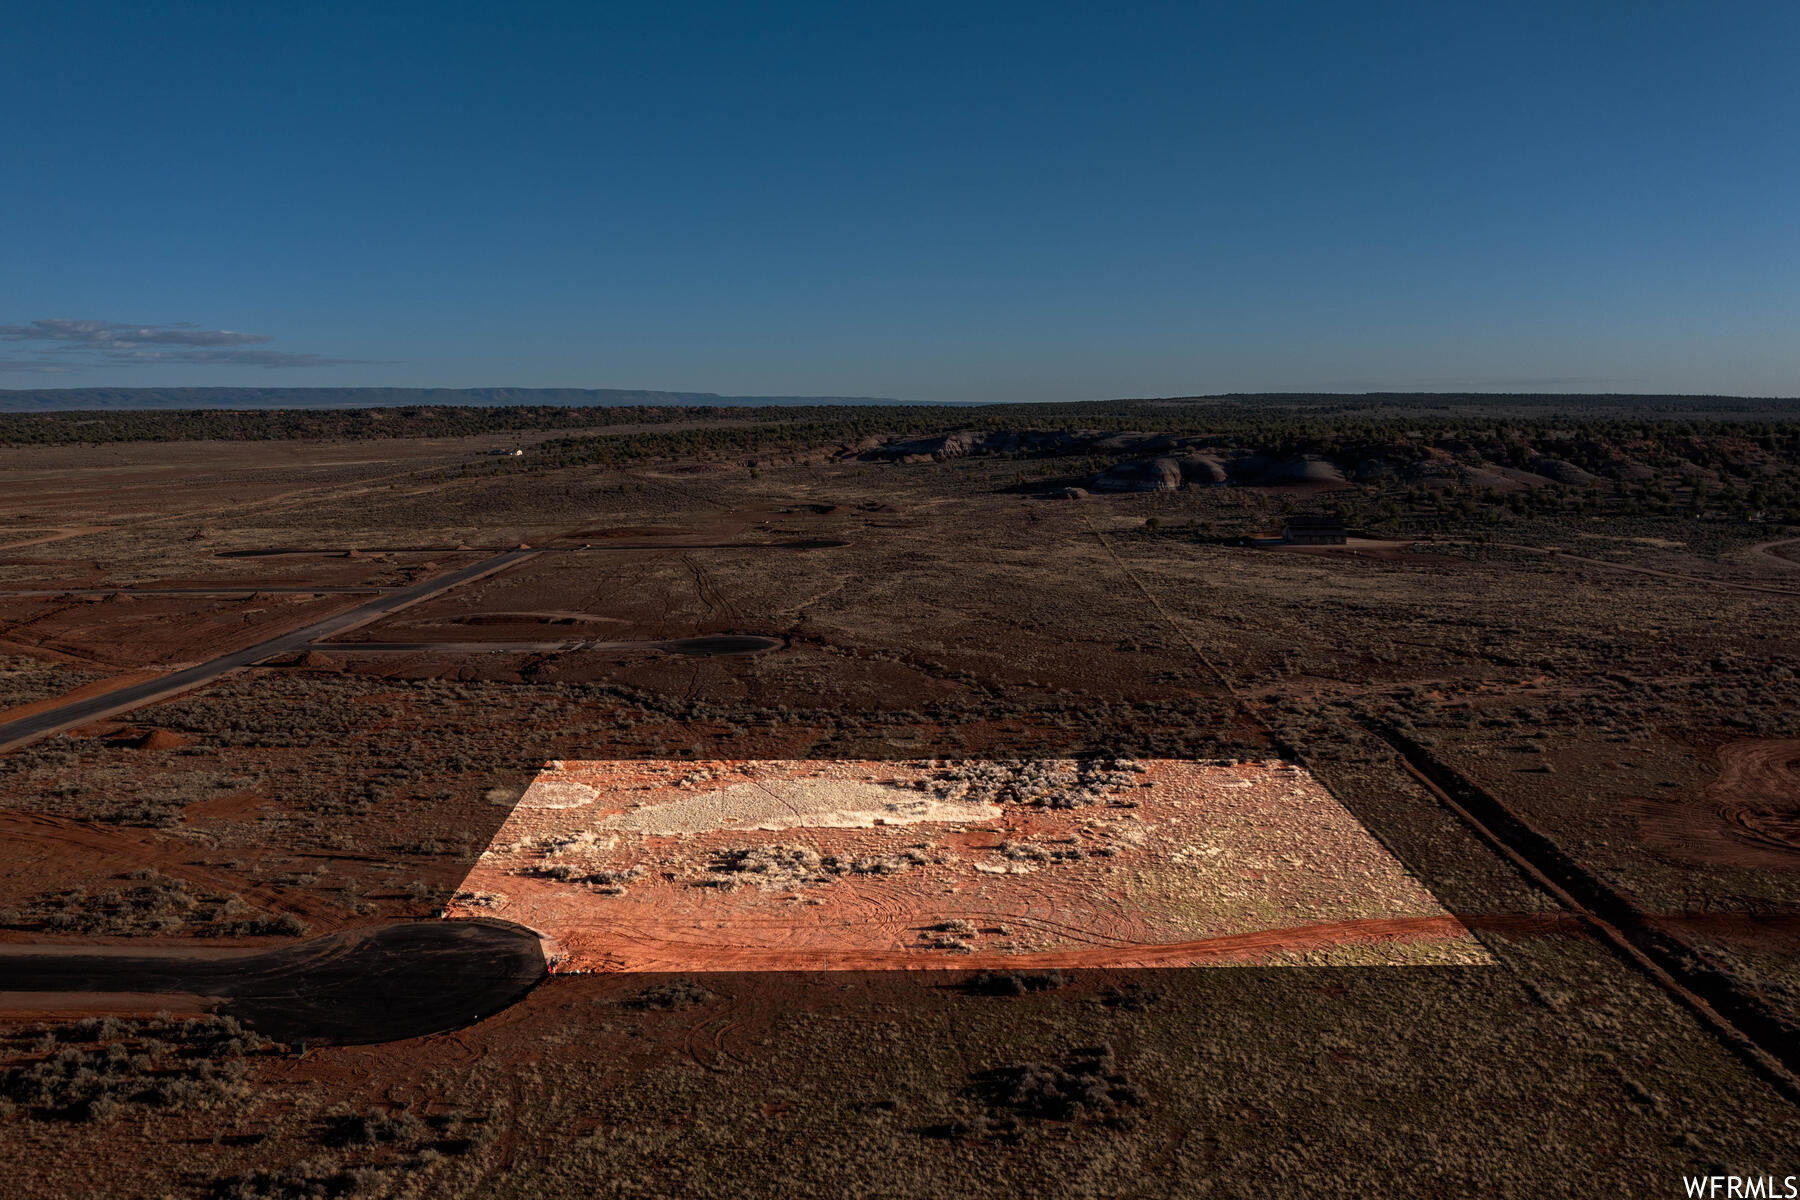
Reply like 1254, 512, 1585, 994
3, 1, 1796, 401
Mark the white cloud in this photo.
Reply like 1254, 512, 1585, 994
0, 318, 373, 370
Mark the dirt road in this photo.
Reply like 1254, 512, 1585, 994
314, 635, 782, 656
1747, 537, 1800, 572
1452, 540, 1800, 598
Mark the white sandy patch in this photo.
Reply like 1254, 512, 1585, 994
518, 780, 599, 810
592, 778, 1000, 835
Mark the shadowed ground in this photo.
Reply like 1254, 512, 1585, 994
0, 920, 547, 1044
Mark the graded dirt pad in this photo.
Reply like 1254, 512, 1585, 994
1627, 739, 1800, 871
446, 758, 1491, 971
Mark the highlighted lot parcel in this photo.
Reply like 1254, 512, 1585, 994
447, 758, 1494, 972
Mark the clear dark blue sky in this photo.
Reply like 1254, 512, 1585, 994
4, 2, 1796, 400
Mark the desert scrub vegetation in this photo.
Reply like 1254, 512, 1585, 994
961, 970, 1070, 996
0, 653, 96, 710
0, 867, 306, 937
914, 758, 1147, 808
697, 842, 933, 890
0, 747, 257, 826
619, 979, 714, 1010
0, 1015, 275, 1122
134, 672, 1266, 777
930, 1042, 1146, 1142
214, 1159, 386, 1200
151, 682, 394, 750
0, 396, 727, 445
218, 1100, 488, 1200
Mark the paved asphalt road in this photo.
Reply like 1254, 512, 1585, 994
0, 549, 536, 753
0, 920, 548, 1044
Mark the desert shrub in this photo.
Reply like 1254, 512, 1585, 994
0, 1015, 273, 1122
0, 870, 302, 938
1098, 984, 1163, 1012
915, 758, 1145, 809
969, 1043, 1144, 1123
962, 970, 1069, 996
215, 1158, 383, 1200
619, 980, 714, 1010
323, 1107, 428, 1148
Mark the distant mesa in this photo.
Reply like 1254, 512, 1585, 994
1090, 455, 1184, 492
1527, 455, 1602, 486
1237, 455, 1347, 486
847, 427, 1642, 496
0, 386, 907, 413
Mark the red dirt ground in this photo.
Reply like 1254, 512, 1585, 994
1630, 738, 1800, 871
447, 758, 1490, 971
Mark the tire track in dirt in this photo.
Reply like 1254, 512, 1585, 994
1450, 540, 1800, 598
961, 910, 1144, 949
1629, 738, 1800, 870
546, 914, 1476, 972
681, 553, 740, 626
624, 470, 736, 512
0, 527, 106, 552
684, 1013, 744, 1073
1712, 738, 1800, 857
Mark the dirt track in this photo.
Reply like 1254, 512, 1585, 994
1747, 537, 1800, 571
315, 635, 783, 656
536, 915, 1478, 973
1458, 540, 1800, 597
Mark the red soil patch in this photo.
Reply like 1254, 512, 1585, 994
181, 790, 271, 822
1630, 738, 1800, 870
447, 759, 1490, 972
0, 812, 343, 939
127, 728, 192, 751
